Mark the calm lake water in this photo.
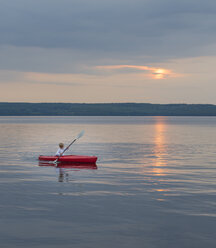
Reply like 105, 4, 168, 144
0, 116, 216, 248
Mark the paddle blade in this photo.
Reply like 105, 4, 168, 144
76, 130, 85, 139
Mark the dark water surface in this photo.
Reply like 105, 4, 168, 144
0, 116, 216, 248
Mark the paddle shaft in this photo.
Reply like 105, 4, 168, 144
53, 130, 85, 164
54, 139, 76, 164
62, 139, 77, 156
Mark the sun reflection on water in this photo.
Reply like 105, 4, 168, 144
153, 117, 167, 176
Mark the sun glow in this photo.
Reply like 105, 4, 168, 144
96, 65, 176, 80
153, 68, 169, 79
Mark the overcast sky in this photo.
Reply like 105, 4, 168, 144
1, 0, 216, 103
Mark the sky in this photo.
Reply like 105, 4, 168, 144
0, 0, 216, 103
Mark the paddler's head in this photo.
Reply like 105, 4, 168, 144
59, 143, 64, 149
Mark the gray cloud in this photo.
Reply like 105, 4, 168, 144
0, 0, 216, 60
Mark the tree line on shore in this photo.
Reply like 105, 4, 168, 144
0, 102, 216, 116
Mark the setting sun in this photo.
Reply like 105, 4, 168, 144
155, 69, 165, 74
152, 68, 170, 79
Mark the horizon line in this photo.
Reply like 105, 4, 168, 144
0, 102, 215, 106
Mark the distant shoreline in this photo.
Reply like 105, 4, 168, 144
1, 102, 216, 116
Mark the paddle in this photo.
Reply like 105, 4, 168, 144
53, 130, 85, 164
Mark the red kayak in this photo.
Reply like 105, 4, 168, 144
38, 155, 97, 164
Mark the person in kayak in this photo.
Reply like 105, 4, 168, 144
56, 143, 65, 157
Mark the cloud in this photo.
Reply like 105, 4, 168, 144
24, 71, 99, 85
0, 69, 100, 86
0, 0, 216, 75
0, 0, 216, 103
96, 65, 179, 79
0, 0, 216, 59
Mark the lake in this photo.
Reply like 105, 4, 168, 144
0, 116, 216, 248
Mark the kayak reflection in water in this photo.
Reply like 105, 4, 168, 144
38, 161, 97, 182
56, 167, 69, 182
